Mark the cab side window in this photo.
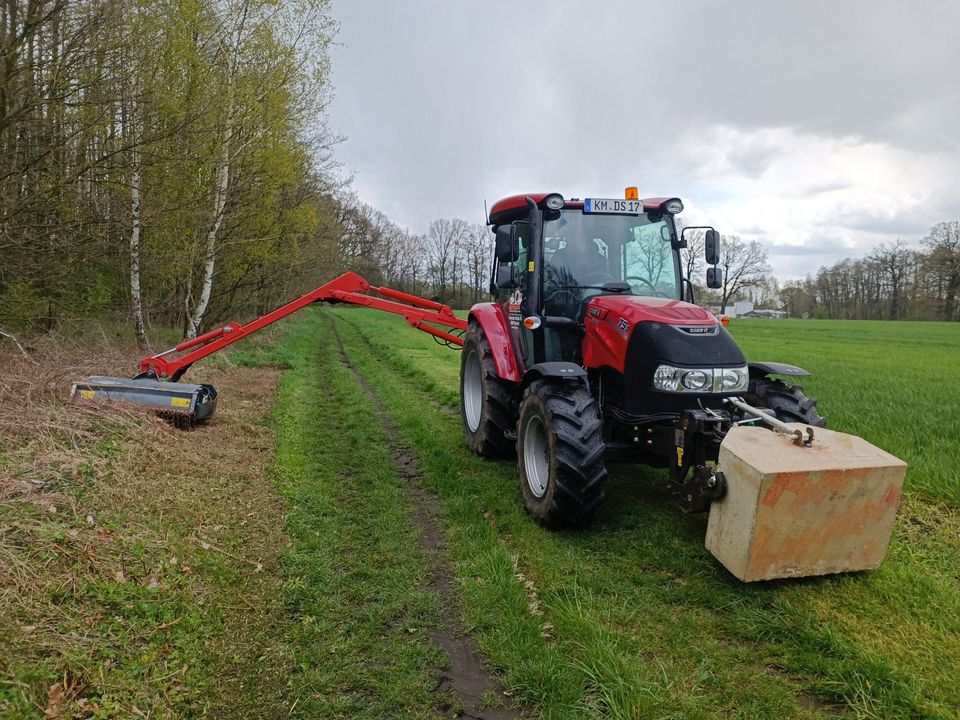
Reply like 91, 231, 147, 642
497, 221, 530, 302
514, 221, 530, 285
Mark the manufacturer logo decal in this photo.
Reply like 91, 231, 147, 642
678, 325, 718, 336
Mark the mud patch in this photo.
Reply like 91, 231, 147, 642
331, 320, 517, 719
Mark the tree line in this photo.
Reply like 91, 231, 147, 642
335, 202, 492, 309
776, 222, 960, 321
682, 222, 960, 321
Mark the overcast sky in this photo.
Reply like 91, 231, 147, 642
326, 0, 960, 279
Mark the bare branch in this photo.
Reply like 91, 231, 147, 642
0, 328, 37, 363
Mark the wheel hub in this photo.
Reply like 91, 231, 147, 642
523, 414, 550, 498
463, 350, 482, 432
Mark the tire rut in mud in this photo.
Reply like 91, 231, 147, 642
330, 321, 518, 720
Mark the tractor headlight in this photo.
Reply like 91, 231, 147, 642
721, 366, 749, 392
661, 198, 684, 214
543, 193, 565, 210
652, 364, 749, 393
653, 365, 681, 391
681, 369, 710, 391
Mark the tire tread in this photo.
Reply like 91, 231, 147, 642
461, 324, 516, 457
519, 379, 607, 528
745, 377, 827, 427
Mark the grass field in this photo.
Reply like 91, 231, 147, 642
280, 308, 958, 719
2, 312, 957, 718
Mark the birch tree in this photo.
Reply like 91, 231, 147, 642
185, 0, 246, 339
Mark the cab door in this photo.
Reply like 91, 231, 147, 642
493, 219, 536, 370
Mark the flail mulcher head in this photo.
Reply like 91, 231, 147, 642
71, 376, 217, 429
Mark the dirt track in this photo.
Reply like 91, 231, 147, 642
331, 320, 517, 720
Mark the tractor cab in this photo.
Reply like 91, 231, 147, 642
488, 190, 721, 368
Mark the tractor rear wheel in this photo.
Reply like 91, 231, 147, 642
517, 379, 607, 528
460, 323, 515, 458
744, 376, 826, 427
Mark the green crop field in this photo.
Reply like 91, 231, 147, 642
252, 308, 959, 719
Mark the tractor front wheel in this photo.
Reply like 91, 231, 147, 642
460, 323, 515, 458
744, 376, 827, 427
517, 379, 607, 528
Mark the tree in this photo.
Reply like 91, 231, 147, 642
779, 278, 817, 318
869, 240, 914, 320
427, 218, 468, 302
921, 221, 960, 321
465, 224, 492, 304
678, 224, 705, 290
717, 235, 771, 313
747, 275, 780, 308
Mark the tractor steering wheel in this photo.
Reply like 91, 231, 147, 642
544, 286, 583, 308
625, 275, 668, 297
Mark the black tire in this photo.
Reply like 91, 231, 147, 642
744, 376, 827, 427
460, 323, 515, 458
517, 379, 607, 528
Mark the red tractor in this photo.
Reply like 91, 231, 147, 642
456, 190, 824, 526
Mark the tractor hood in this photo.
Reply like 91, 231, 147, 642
585, 294, 718, 327
581, 294, 740, 391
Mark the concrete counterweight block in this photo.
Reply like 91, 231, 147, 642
706, 425, 907, 582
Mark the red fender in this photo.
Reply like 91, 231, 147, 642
468, 303, 523, 383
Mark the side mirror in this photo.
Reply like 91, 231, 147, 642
704, 229, 721, 265
494, 224, 519, 262
706, 267, 723, 289
495, 264, 518, 290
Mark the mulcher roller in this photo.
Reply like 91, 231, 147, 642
70, 376, 218, 428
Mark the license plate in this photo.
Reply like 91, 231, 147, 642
583, 198, 643, 214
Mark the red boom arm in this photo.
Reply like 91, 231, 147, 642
139, 272, 468, 381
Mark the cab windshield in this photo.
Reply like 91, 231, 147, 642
542, 209, 680, 309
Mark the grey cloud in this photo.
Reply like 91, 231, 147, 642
725, 143, 777, 179
327, 0, 960, 276
661, 1, 960, 150
788, 181, 852, 197
835, 209, 938, 237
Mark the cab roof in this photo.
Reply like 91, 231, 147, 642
488, 193, 673, 226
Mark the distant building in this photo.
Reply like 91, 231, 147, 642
711, 301, 786, 319
728, 300, 754, 318
742, 309, 787, 319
